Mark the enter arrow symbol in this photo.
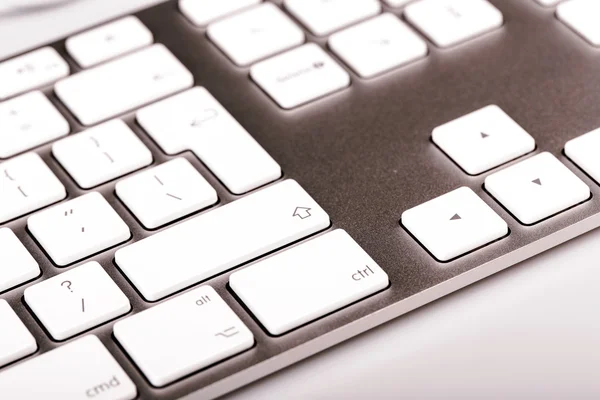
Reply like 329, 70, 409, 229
293, 207, 312, 220
450, 213, 461, 221
532, 178, 542, 186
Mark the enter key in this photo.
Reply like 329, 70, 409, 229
230, 229, 389, 336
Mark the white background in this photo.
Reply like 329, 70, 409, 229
1, 1, 599, 398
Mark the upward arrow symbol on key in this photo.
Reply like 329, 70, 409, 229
450, 213, 461, 221
532, 178, 542, 186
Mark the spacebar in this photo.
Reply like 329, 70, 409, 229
115, 180, 330, 301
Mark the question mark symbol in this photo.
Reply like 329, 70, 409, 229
61, 281, 73, 293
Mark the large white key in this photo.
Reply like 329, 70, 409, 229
28, 192, 130, 266
485, 152, 590, 225
557, 0, 600, 46
230, 230, 389, 335
116, 179, 329, 301
53, 119, 152, 189
0, 300, 36, 368
179, 0, 262, 26
284, 0, 382, 36
0, 335, 137, 400
0, 152, 66, 224
432, 105, 536, 175
329, 13, 428, 78
137, 87, 281, 194
116, 158, 218, 229
66, 16, 153, 68
0, 47, 69, 100
114, 286, 253, 387
402, 187, 508, 261
0, 228, 40, 293
207, 3, 305, 66
565, 127, 600, 183
251, 43, 351, 109
25, 262, 130, 340
404, 0, 503, 48
55, 44, 193, 126
0, 91, 69, 159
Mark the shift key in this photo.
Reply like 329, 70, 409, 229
115, 179, 330, 301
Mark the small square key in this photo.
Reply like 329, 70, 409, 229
284, 0, 382, 36
0, 91, 69, 159
0, 228, 40, 293
0, 300, 36, 368
251, 43, 351, 109
28, 192, 130, 266
557, 0, 600, 46
207, 3, 305, 66
25, 262, 130, 340
402, 187, 508, 261
116, 158, 218, 229
53, 119, 152, 189
404, 0, 503, 48
565, 127, 600, 183
485, 152, 590, 225
432, 105, 536, 175
0, 152, 66, 224
329, 13, 428, 78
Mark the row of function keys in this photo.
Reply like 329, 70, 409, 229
405, 105, 600, 262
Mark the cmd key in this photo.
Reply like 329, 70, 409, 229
115, 180, 330, 301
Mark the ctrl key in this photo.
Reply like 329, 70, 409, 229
230, 229, 389, 335
0, 335, 136, 400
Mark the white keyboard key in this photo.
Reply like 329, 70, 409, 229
404, 0, 503, 48
66, 16, 153, 68
0, 228, 40, 293
55, 44, 193, 126
402, 187, 507, 261
207, 3, 305, 66
485, 152, 590, 225
565, 127, 600, 183
116, 158, 218, 229
114, 286, 253, 387
0, 91, 69, 159
537, 0, 562, 6
28, 192, 130, 266
384, 0, 414, 7
329, 14, 427, 78
557, 0, 600, 46
53, 119, 152, 189
0, 300, 36, 368
116, 179, 329, 301
230, 230, 388, 335
25, 262, 130, 340
0, 335, 136, 400
0, 47, 69, 100
137, 87, 281, 194
251, 43, 351, 109
179, 0, 262, 26
0, 152, 66, 224
432, 105, 536, 175
284, 0, 382, 36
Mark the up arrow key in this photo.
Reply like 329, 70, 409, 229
450, 213, 461, 221
532, 178, 542, 186
293, 207, 312, 220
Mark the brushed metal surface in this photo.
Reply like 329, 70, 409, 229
1, 0, 600, 399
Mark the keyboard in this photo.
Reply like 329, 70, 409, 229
1, 0, 599, 398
